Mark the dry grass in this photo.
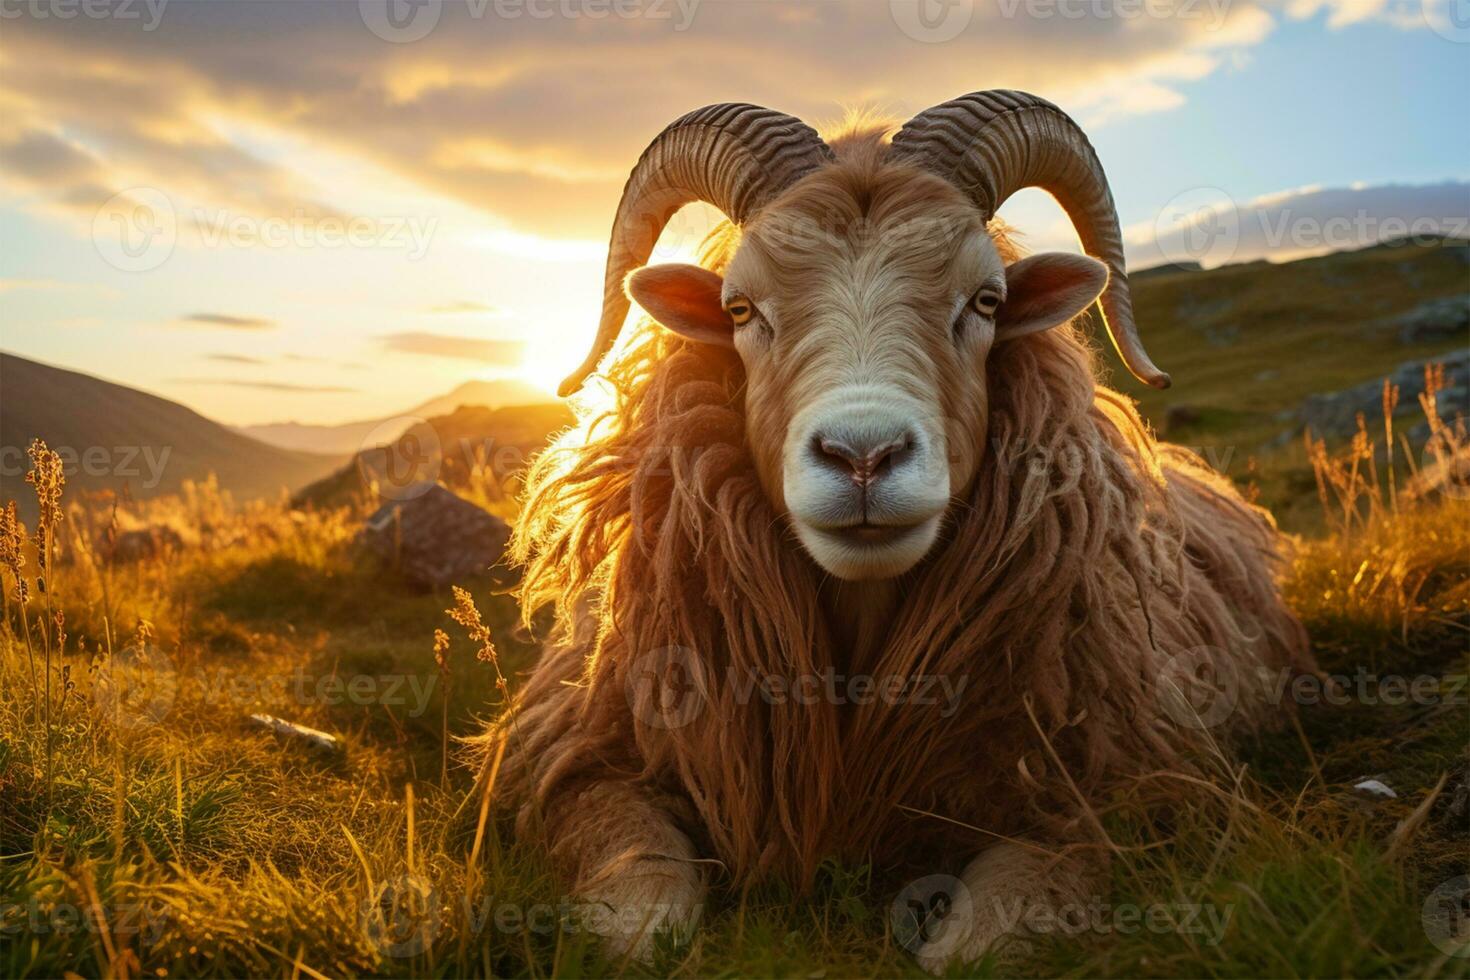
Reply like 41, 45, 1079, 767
1, 384, 1467, 978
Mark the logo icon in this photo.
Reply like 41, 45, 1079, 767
624, 645, 708, 730
1424, 875, 1470, 957
1154, 187, 1240, 269
93, 641, 177, 730
93, 188, 177, 273
891, 873, 974, 957
360, 873, 441, 958
889, 0, 974, 42
360, 0, 442, 42
1158, 645, 1240, 730
357, 417, 441, 502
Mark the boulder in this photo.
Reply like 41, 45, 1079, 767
357, 484, 511, 588
108, 524, 188, 564
1297, 350, 1469, 441
1394, 295, 1469, 345
1404, 441, 1470, 503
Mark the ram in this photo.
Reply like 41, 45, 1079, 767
489, 90, 1313, 969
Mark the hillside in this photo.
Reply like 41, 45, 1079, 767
1115, 237, 1469, 528
1119, 237, 1467, 444
292, 400, 573, 513
0, 352, 343, 521
238, 378, 551, 455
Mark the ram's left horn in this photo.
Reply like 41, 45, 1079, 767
560, 104, 835, 397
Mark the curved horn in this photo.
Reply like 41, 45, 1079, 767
890, 90, 1170, 389
559, 104, 834, 397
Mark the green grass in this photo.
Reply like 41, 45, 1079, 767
1111, 238, 1469, 533
3, 419, 1468, 978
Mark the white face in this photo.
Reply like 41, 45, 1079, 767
624, 175, 1109, 583
778, 382, 955, 580
737, 230, 1006, 581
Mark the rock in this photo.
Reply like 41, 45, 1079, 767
1297, 350, 1469, 441
108, 525, 188, 564
357, 484, 511, 588
1404, 441, 1470, 502
249, 713, 341, 755
1352, 778, 1397, 799
1394, 295, 1469, 345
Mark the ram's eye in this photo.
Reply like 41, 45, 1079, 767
972, 287, 1003, 318
724, 297, 755, 326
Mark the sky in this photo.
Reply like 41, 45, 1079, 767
1, 0, 1466, 426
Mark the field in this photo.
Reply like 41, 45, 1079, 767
2, 347, 1468, 977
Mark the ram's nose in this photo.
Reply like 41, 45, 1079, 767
810, 428, 917, 490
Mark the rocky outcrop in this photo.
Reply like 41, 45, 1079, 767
1392, 295, 1469, 345
1297, 350, 1468, 441
356, 484, 512, 588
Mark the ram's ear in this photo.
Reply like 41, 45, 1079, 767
625, 263, 734, 349
995, 252, 1109, 342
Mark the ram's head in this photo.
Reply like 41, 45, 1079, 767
560, 92, 1170, 582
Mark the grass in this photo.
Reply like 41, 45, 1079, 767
1, 389, 1467, 978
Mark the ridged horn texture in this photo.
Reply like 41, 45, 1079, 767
558, 104, 835, 396
891, 90, 1171, 389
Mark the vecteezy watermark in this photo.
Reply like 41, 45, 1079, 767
1423, 875, 1470, 958
0, 444, 172, 490
0, 897, 170, 943
91, 189, 438, 272
994, 0, 1230, 29
351, 416, 542, 504
623, 646, 970, 730
892, 875, 1236, 958
0, 0, 167, 31
1158, 645, 1240, 730
357, 884, 702, 957
356, 417, 444, 503
1155, 649, 1467, 731
192, 667, 441, 718
93, 660, 441, 730
989, 894, 1235, 945
889, 0, 975, 42
624, 645, 710, 730
193, 209, 437, 260
728, 669, 969, 717
1153, 186, 1470, 268
361, 874, 441, 958
93, 188, 177, 273
891, 874, 976, 957
1154, 187, 1240, 268
1422, 0, 1470, 43
890, 0, 1229, 41
358, 0, 701, 43
92, 641, 177, 731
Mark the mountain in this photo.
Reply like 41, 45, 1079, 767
292, 401, 574, 513
1, 352, 344, 522
237, 378, 552, 455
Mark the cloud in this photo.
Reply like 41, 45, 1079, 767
379, 330, 525, 365
0, 1, 1316, 241
284, 353, 368, 369
205, 353, 268, 365
1128, 179, 1470, 269
171, 378, 357, 393
178, 313, 277, 330
428, 300, 505, 315
1285, 0, 1426, 30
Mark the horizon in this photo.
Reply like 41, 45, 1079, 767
2, 0, 1467, 426
8, 229, 1463, 430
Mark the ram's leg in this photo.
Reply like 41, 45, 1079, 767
546, 780, 706, 961
913, 842, 1093, 974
